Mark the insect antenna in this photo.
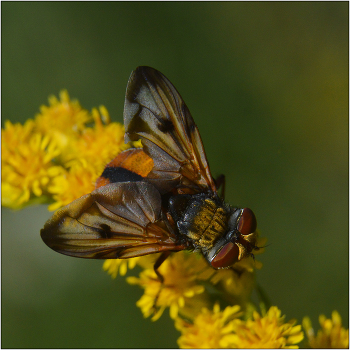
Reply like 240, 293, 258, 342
249, 242, 270, 267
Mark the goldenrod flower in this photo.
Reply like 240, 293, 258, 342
47, 165, 97, 211
302, 311, 349, 348
61, 107, 129, 174
103, 257, 141, 279
175, 303, 242, 349
34, 90, 92, 150
2, 120, 63, 209
126, 251, 210, 321
220, 306, 304, 348
103, 254, 172, 282
2, 90, 133, 211
209, 267, 256, 307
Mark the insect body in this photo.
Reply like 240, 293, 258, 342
41, 66, 258, 270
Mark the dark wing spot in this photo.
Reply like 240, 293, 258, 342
189, 121, 196, 133
158, 119, 174, 133
100, 224, 113, 239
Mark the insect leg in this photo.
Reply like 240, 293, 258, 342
152, 251, 171, 314
215, 174, 226, 199
153, 250, 171, 283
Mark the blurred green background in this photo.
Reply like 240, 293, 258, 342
2, 2, 348, 348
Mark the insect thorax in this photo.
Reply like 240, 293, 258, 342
168, 193, 228, 252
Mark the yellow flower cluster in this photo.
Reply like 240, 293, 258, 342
101, 230, 310, 349
2, 90, 129, 210
176, 304, 304, 349
220, 306, 304, 349
303, 311, 349, 348
2, 119, 63, 208
103, 234, 305, 349
4, 90, 347, 348
127, 252, 210, 321
175, 303, 243, 348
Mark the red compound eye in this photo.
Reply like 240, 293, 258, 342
211, 242, 239, 268
237, 208, 257, 235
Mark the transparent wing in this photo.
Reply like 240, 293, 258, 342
124, 66, 216, 195
41, 182, 184, 259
